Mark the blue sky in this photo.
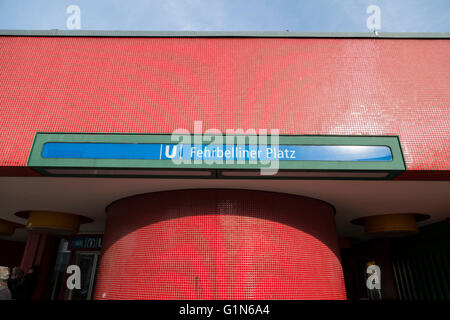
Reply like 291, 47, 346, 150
0, 0, 448, 32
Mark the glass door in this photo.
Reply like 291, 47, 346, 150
47, 238, 71, 300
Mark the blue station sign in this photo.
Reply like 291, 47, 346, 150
27, 133, 406, 180
41, 143, 393, 162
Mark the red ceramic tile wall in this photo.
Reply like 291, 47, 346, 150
94, 189, 346, 299
0, 37, 449, 177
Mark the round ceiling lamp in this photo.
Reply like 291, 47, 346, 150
15, 211, 93, 235
351, 213, 429, 237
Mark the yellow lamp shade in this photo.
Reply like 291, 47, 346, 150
26, 211, 81, 235
364, 213, 418, 234
352, 213, 429, 237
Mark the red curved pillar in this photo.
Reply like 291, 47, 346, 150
94, 189, 346, 300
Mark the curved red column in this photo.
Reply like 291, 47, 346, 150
94, 189, 346, 300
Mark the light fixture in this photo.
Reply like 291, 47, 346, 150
220, 170, 390, 179
352, 213, 429, 237
43, 168, 213, 177
15, 211, 93, 235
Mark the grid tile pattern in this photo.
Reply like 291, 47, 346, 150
0, 37, 449, 178
94, 189, 346, 300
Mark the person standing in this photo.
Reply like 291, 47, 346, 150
0, 266, 11, 300
21, 265, 40, 300
7, 267, 25, 300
